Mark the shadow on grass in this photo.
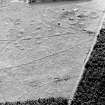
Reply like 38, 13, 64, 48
28, 0, 92, 5
1, 97, 68, 105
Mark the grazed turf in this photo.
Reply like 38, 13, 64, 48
0, 0, 105, 103
1, 28, 105, 105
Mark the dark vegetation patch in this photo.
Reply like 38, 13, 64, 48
70, 28, 105, 105
0, 97, 68, 105
28, 0, 91, 4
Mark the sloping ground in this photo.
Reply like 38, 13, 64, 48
0, 0, 105, 103
70, 18, 105, 105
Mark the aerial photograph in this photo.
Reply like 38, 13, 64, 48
0, 0, 105, 105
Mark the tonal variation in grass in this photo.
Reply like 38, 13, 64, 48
0, 97, 68, 105
70, 28, 105, 104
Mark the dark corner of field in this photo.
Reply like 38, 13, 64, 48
0, 97, 69, 105
70, 28, 105, 105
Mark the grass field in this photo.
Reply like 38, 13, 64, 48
0, 0, 105, 104
0, 27, 105, 105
